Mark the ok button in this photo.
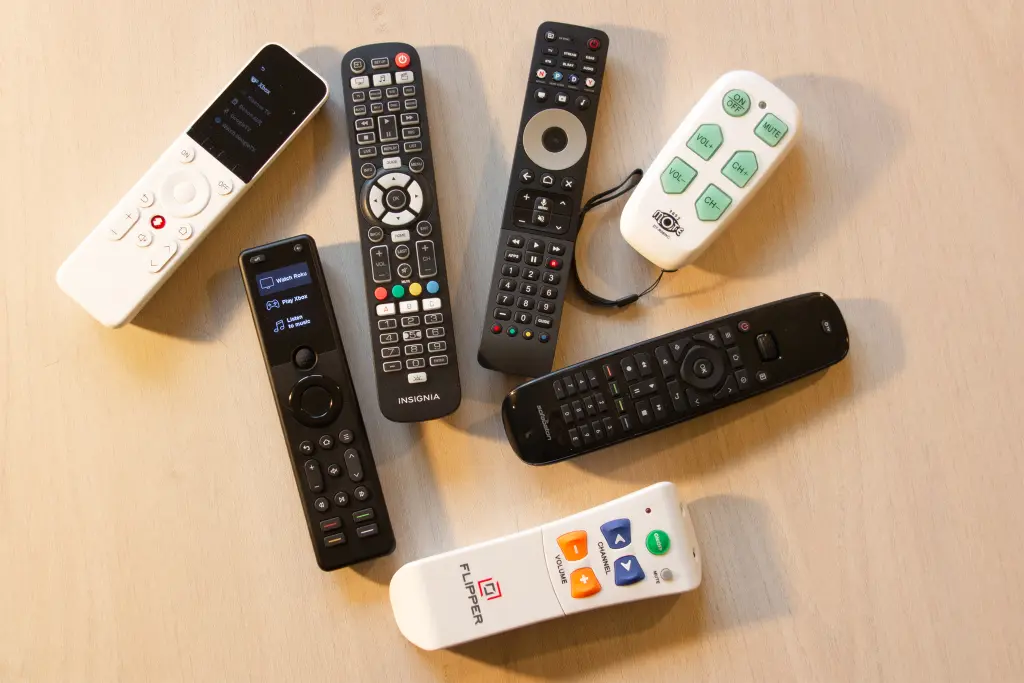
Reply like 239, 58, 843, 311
159, 169, 211, 218
692, 358, 715, 379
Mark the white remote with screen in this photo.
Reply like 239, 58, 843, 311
389, 482, 702, 650
57, 44, 328, 327
620, 71, 800, 271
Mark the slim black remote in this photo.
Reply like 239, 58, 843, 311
477, 22, 610, 377
502, 293, 849, 465
240, 235, 396, 570
341, 44, 461, 422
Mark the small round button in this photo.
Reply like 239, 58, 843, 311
313, 497, 330, 513
395, 52, 411, 68
301, 386, 333, 419
137, 190, 155, 207
645, 529, 670, 555
395, 244, 411, 260
318, 434, 335, 450
540, 174, 555, 187
426, 280, 440, 294
214, 177, 233, 195
174, 182, 196, 204
507, 326, 518, 337
539, 333, 550, 343
541, 126, 569, 153
299, 440, 315, 455
756, 370, 770, 383
491, 324, 502, 334
396, 263, 413, 278
293, 346, 317, 370
354, 486, 371, 502
360, 162, 376, 178
519, 169, 535, 184
738, 320, 752, 333
176, 144, 195, 163
150, 215, 166, 230
545, 30, 556, 41
723, 89, 751, 117
408, 157, 425, 173
416, 220, 432, 236
534, 88, 548, 103
350, 58, 366, 73
327, 463, 342, 477
409, 282, 422, 296
552, 71, 564, 82
385, 188, 407, 210
134, 230, 153, 248
536, 68, 548, 79
692, 358, 714, 379
368, 226, 384, 243
334, 491, 350, 507
587, 37, 601, 50
374, 286, 388, 301
576, 96, 590, 110
660, 568, 674, 581
584, 77, 596, 88
392, 284, 405, 298
174, 223, 193, 240
523, 329, 534, 340
338, 429, 354, 444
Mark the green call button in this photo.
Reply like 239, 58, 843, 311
723, 89, 751, 116
754, 113, 789, 147
721, 150, 758, 188
660, 157, 697, 194
646, 529, 671, 555
695, 184, 732, 221
686, 123, 723, 161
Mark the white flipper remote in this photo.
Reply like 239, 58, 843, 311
57, 44, 328, 327
389, 482, 701, 650
620, 71, 800, 271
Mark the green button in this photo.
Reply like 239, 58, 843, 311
646, 530, 670, 555
391, 284, 405, 298
721, 150, 758, 188
754, 113, 789, 147
695, 184, 732, 221
686, 124, 723, 161
723, 89, 751, 117
660, 157, 697, 194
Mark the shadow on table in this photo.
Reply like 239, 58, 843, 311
438, 495, 786, 678
132, 46, 352, 341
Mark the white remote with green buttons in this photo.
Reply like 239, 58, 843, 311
389, 482, 702, 650
620, 71, 800, 271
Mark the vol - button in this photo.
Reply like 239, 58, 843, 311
303, 459, 324, 493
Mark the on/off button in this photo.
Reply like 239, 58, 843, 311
395, 52, 411, 68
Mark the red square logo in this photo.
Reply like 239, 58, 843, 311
477, 578, 502, 601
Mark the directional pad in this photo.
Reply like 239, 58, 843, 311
362, 169, 428, 227
600, 518, 632, 549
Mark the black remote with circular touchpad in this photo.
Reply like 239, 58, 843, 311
240, 235, 396, 571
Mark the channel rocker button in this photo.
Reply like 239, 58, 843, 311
599, 518, 632, 549
613, 555, 645, 586
556, 530, 588, 561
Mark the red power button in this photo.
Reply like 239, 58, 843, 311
395, 52, 411, 68
587, 38, 601, 50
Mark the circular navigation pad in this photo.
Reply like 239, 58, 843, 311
522, 109, 588, 171
680, 346, 726, 390
288, 374, 343, 427
158, 169, 211, 218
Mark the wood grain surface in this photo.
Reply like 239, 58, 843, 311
2, 0, 1024, 680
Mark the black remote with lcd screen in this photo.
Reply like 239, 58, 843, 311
502, 293, 850, 465
341, 44, 462, 422
477, 22, 610, 378
240, 235, 395, 571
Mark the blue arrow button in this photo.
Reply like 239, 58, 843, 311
600, 518, 631, 549
613, 554, 645, 586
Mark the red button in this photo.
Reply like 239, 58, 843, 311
150, 215, 166, 229
374, 287, 388, 301
395, 52, 411, 69
587, 38, 601, 50
491, 324, 502, 334
738, 320, 751, 333
548, 258, 562, 270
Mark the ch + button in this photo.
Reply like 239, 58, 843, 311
600, 518, 631, 549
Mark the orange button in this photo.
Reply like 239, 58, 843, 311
374, 286, 387, 301
570, 567, 601, 598
556, 530, 588, 561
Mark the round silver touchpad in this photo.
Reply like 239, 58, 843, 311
522, 108, 588, 171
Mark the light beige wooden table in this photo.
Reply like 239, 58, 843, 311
3, 0, 1024, 680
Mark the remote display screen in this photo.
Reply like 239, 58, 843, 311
187, 44, 326, 183
251, 256, 335, 365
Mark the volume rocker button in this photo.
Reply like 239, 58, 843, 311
304, 459, 324, 493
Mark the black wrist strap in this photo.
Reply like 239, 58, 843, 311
571, 169, 675, 308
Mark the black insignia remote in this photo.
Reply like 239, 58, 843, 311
477, 22, 610, 377
240, 235, 396, 570
502, 293, 849, 464
341, 44, 462, 421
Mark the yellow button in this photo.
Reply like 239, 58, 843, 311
409, 282, 422, 296
570, 567, 601, 598
557, 530, 588, 561
523, 330, 534, 340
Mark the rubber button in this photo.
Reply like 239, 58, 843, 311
293, 346, 316, 370
721, 150, 758, 188
570, 567, 601, 598
723, 89, 751, 116
491, 324, 502, 334
645, 529, 671, 555
391, 284, 405, 298
695, 184, 733, 221
754, 113, 789, 147
409, 282, 422, 296
300, 387, 333, 419
556, 530, 588, 561
686, 123, 723, 161
426, 280, 440, 294
374, 286, 387, 301
660, 157, 697, 194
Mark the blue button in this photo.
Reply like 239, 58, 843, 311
426, 280, 440, 294
568, 74, 580, 85
553, 71, 564, 82
600, 518, 631, 549
539, 333, 550, 343
613, 554, 645, 586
